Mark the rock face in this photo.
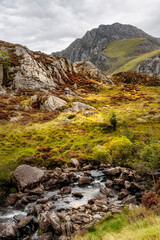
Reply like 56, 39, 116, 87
0, 40, 111, 95
53, 23, 160, 71
73, 61, 113, 84
137, 54, 160, 76
13, 165, 44, 190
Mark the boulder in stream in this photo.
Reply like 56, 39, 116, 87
13, 165, 45, 190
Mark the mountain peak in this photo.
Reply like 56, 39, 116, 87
53, 23, 160, 73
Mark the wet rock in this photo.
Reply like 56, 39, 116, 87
13, 165, 44, 190
122, 195, 137, 205
113, 178, 124, 190
100, 187, 110, 196
47, 211, 61, 234
120, 170, 134, 181
78, 176, 91, 185
95, 197, 108, 206
71, 213, 91, 224
72, 192, 83, 199
118, 189, 130, 200
42, 201, 54, 211
0, 222, 18, 239
61, 221, 73, 237
37, 198, 49, 204
18, 216, 33, 228
14, 214, 26, 222
105, 180, 113, 188
26, 195, 38, 202
6, 193, 18, 206
82, 164, 92, 171
60, 186, 72, 195
28, 187, 44, 196
103, 167, 121, 177
38, 212, 51, 232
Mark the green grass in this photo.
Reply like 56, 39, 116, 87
74, 207, 160, 240
1, 85, 160, 189
103, 38, 160, 75
114, 49, 160, 74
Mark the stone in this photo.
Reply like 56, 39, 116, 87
0, 222, 18, 239
35, 232, 53, 240
47, 211, 61, 234
66, 102, 94, 113
103, 167, 121, 176
13, 165, 44, 190
40, 95, 67, 112
105, 180, 113, 188
118, 189, 130, 200
72, 192, 83, 198
137, 118, 147, 122
122, 195, 137, 205
38, 212, 51, 232
60, 186, 72, 195
6, 193, 18, 206
18, 216, 33, 228
100, 187, 110, 196
71, 213, 91, 224
78, 176, 91, 185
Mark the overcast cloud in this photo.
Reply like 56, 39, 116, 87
0, 0, 160, 53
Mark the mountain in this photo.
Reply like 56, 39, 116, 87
53, 23, 160, 75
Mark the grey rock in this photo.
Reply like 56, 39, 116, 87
13, 164, 44, 190
40, 95, 67, 112
0, 222, 18, 239
66, 102, 94, 113
137, 54, 160, 76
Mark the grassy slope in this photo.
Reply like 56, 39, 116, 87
1, 85, 160, 185
103, 38, 160, 75
74, 207, 160, 240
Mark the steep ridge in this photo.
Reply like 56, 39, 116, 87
53, 23, 160, 74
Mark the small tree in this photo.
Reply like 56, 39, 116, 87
110, 113, 117, 130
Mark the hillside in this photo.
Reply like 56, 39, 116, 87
53, 23, 160, 75
1, 40, 160, 240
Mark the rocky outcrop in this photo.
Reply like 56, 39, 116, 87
13, 165, 45, 190
73, 61, 113, 84
0, 40, 111, 95
53, 23, 160, 71
137, 54, 160, 76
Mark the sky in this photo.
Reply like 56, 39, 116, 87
0, 0, 160, 53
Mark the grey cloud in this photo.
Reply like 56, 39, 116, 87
0, 0, 159, 53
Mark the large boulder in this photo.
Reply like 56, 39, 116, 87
13, 165, 45, 190
31, 95, 67, 112
40, 95, 67, 112
0, 222, 18, 239
66, 102, 94, 113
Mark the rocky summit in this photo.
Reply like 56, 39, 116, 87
53, 23, 160, 75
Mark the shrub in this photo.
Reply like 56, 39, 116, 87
92, 145, 111, 163
110, 136, 133, 163
139, 143, 160, 171
142, 191, 159, 208
109, 113, 117, 130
